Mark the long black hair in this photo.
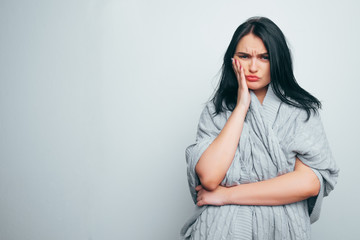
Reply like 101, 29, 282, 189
211, 16, 321, 120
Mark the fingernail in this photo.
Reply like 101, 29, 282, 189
231, 58, 234, 63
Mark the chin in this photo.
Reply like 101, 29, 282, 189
246, 82, 270, 92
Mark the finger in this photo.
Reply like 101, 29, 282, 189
240, 64, 248, 89
236, 59, 243, 82
232, 60, 241, 84
233, 59, 243, 88
195, 185, 203, 191
197, 200, 204, 207
231, 58, 238, 75
232, 58, 240, 71
233, 58, 238, 70
235, 58, 241, 71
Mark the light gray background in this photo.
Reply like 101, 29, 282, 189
1, 0, 359, 239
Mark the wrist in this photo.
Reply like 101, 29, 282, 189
234, 104, 249, 114
226, 184, 246, 205
225, 185, 235, 205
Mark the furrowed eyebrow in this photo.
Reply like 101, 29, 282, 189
236, 52, 268, 56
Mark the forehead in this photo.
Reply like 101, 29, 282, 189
235, 33, 267, 53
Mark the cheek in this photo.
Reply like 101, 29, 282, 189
262, 64, 271, 77
265, 68, 270, 77
238, 59, 248, 70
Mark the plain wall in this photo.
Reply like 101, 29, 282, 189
1, 0, 359, 239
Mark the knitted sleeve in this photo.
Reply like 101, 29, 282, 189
185, 102, 223, 204
291, 111, 340, 223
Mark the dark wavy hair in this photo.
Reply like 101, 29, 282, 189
211, 16, 321, 120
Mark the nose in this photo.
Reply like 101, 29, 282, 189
249, 58, 258, 73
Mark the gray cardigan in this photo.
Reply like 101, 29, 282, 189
180, 85, 339, 240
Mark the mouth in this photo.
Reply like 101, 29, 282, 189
246, 75, 259, 82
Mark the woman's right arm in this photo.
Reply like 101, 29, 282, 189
195, 59, 250, 191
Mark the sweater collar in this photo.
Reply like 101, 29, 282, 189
250, 84, 282, 126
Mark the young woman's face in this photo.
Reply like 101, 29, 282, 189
233, 33, 271, 93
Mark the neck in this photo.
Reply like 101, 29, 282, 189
253, 85, 269, 104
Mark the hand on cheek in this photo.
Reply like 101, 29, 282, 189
231, 58, 250, 109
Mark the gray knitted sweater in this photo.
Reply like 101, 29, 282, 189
180, 85, 339, 240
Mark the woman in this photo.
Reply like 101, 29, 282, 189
180, 17, 339, 240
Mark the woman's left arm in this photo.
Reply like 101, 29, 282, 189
196, 158, 320, 206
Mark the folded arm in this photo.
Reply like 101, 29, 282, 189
195, 105, 248, 191
196, 158, 321, 206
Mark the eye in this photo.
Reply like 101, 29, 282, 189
238, 55, 248, 59
261, 55, 269, 60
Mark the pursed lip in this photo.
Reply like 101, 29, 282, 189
246, 75, 259, 81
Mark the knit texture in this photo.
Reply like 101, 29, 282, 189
180, 85, 339, 240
